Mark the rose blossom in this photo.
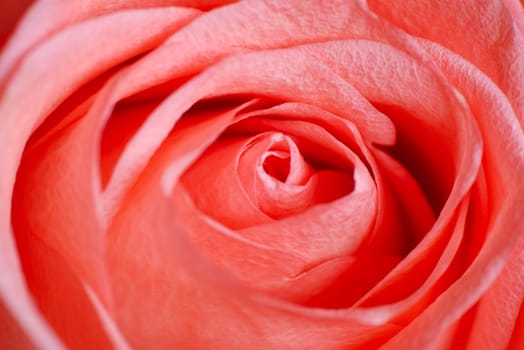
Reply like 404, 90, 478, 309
0, 0, 523, 349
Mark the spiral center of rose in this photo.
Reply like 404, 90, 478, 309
180, 129, 355, 228
262, 153, 290, 183
258, 133, 312, 186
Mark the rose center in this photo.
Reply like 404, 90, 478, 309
180, 128, 355, 229
262, 153, 290, 183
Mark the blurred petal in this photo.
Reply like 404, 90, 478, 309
1, 4, 198, 308
0, 297, 38, 350
0, 0, 32, 51
503, 0, 524, 34
10, 207, 130, 349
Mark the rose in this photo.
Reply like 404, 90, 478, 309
1, 1, 523, 349
1, 0, 523, 349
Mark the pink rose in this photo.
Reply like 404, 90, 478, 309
1, 1, 523, 349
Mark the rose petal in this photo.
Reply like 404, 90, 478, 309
282, 39, 486, 309
367, 0, 524, 127
106, 32, 478, 330
1, 5, 194, 344
298, 39, 482, 210
383, 185, 524, 348
180, 135, 273, 229
0, 0, 209, 87
297, 255, 403, 308
0, 0, 32, 51
369, 149, 436, 252
10, 205, 131, 349
508, 302, 524, 349
503, 0, 524, 34
0, 297, 41, 350
419, 39, 524, 217
380, 35, 524, 350
414, 38, 524, 349
100, 98, 162, 188
463, 229, 524, 349
1, 6, 198, 322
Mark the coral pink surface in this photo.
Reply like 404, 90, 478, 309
0, 1, 523, 349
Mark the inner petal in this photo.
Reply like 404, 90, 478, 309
259, 133, 314, 186
262, 152, 290, 183
180, 135, 271, 230
236, 131, 354, 220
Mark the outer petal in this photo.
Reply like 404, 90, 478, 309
382, 38, 524, 350
367, 0, 524, 126
0, 0, 234, 86
464, 230, 524, 349
0, 6, 197, 346
11, 200, 131, 349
